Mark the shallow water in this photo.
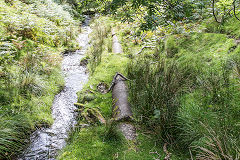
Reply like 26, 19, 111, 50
19, 16, 92, 160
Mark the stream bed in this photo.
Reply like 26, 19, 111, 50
19, 16, 92, 160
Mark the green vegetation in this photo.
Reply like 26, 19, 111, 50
58, 17, 180, 160
127, 32, 239, 159
1, 0, 240, 159
0, 0, 80, 158
59, 126, 182, 160
58, 0, 239, 158
60, 6, 239, 160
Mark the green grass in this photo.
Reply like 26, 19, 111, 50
59, 125, 183, 160
0, 0, 78, 158
58, 17, 185, 160
204, 17, 240, 39
0, 62, 64, 158
56, 8, 240, 160
125, 31, 240, 159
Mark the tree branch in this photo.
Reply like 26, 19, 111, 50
233, 0, 240, 21
212, 0, 221, 23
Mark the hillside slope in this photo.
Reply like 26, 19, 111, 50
0, 0, 80, 158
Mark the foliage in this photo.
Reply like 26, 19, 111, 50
87, 17, 112, 74
0, 0, 78, 158
58, 17, 183, 160
108, 0, 240, 30
1, 0, 239, 158
110, 0, 201, 30
126, 32, 240, 158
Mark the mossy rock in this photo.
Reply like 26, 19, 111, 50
77, 91, 96, 103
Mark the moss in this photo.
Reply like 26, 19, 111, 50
223, 17, 240, 38
171, 33, 236, 75
203, 17, 240, 39
77, 91, 96, 104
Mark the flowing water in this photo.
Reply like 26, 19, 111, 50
19, 16, 92, 160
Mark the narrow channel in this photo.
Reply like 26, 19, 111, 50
19, 16, 92, 160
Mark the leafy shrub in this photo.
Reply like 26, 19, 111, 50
0, 0, 79, 48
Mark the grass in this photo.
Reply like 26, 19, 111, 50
57, 13, 240, 159
0, 114, 32, 159
124, 29, 240, 159
1, 5, 237, 158
58, 16, 185, 160
0, 55, 64, 158
59, 126, 184, 160
204, 17, 240, 39
0, 0, 79, 158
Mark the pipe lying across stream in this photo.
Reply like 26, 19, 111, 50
19, 16, 92, 160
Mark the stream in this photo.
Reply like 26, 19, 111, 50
19, 16, 92, 160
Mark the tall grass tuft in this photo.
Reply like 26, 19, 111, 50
196, 122, 240, 160
0, 114, 32, 159
88, 18, 112, 74
127, 33, 240, 158
127, 56, 193, 143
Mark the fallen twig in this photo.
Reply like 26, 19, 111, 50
74, 103, 85, 108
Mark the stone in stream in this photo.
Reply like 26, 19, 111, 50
79, 57, 89, 67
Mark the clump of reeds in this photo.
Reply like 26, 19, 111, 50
127, 33, 240, 159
